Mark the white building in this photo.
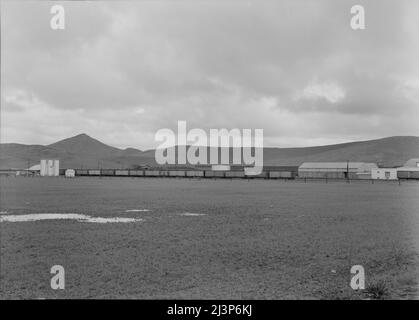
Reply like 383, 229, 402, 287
371, 168, 398, 180
40, 159, 60, 176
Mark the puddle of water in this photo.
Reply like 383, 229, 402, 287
179, 213, 206, 216
0, 213, 143, 223
0, 213, 88, 222
125, 209, 150, 213
82, 216, 143, 223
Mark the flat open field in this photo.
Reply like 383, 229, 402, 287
1, 177, 418, 299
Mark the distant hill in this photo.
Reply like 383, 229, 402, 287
0, 134, 156, 169
1, 134, 418, 169
262, 136, 419, 167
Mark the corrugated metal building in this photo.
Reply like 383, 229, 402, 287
298, 162, 378, 179
264, 166, 298, 179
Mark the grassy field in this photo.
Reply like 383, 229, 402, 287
1, 176, 418, 299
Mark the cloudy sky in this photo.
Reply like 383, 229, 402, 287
1, 0, 419, 149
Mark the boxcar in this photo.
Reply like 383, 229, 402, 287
247, 171, 268, 179
76, 169, 88, 176
225, 171, 245, 178
87, 169, 100, 176
269, 171, 293, 179
101, 169, 115, 176
397, 170, 419, 179
129, 170, 144, 176
115, 170, 129, 176
204, 171, 225, 178
186, 171, 204, 177
144, 170, 160, 177
169, 170, 186, 177
159, 170, 170, 177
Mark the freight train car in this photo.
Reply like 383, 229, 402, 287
169, 170, 186, 177
88, 169, 101, 176
204, 171, 225, 178
115, 170, 129, 176
129, 170, 144, 176
245, 171, 269, 179
75, 169, 88, 176
264, 166, 298, 179
186, 171, 204, 178
225, 171, 245, 178
144, 170, 161, 177
159, 170, 170, 177
397, 168, 419, 180
269, 171, 294, 179
101, 169, 115, 176
258, 171, 269, 178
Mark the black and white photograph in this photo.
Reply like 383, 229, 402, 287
0, 0, 419, 308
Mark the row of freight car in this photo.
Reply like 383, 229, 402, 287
62, 169, 297, 179
397, 170, 419, 179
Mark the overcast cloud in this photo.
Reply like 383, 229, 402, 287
1, 0, 419, 149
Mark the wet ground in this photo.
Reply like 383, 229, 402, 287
1, 177, 418, 299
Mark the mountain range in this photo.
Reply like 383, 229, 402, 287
1, 134, 418, 169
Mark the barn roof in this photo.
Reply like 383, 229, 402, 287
29, 164, 41, 171
403, 158, 419, 167
397, 166, 419, 172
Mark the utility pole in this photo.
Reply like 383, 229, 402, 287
347, 160, 349, 183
